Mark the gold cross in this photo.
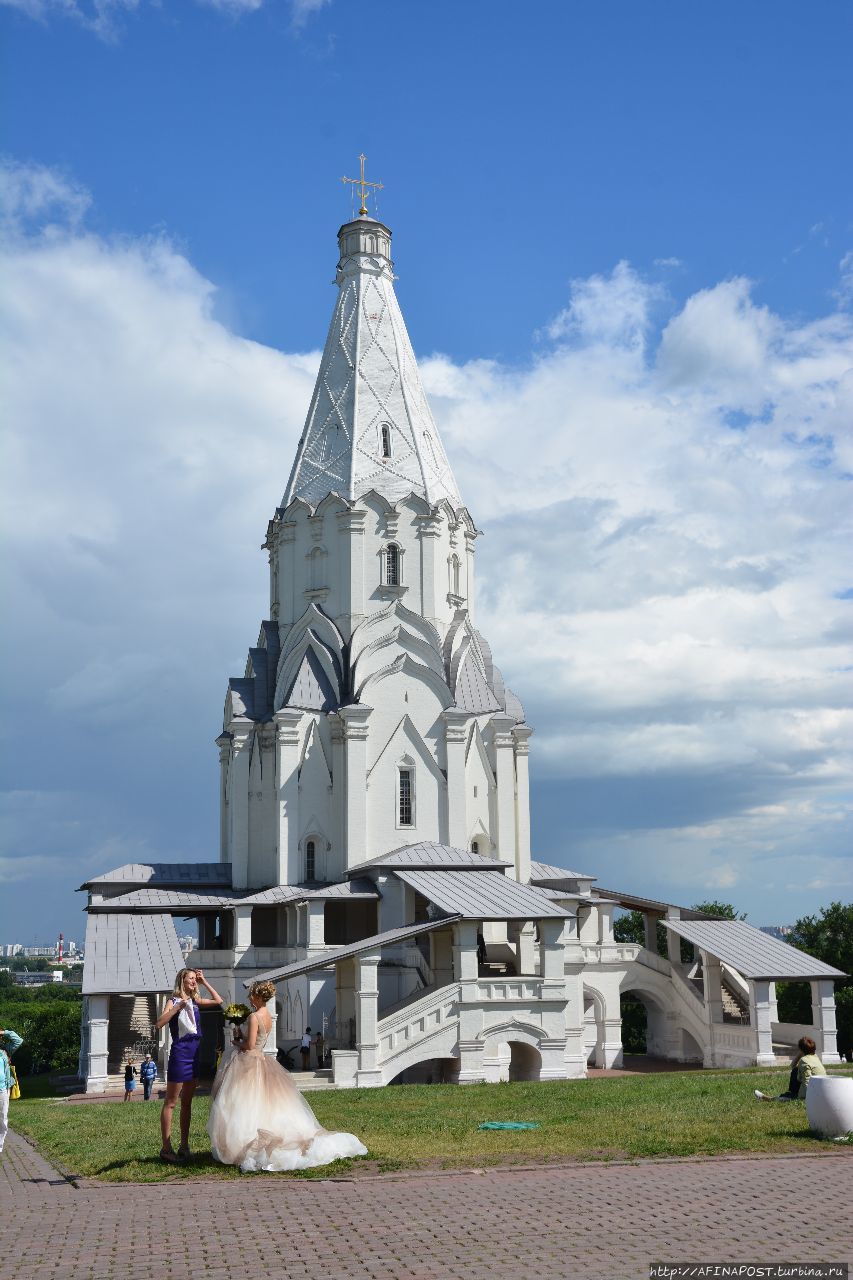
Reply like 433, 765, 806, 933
341, 153, 384, 217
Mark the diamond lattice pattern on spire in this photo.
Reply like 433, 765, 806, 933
283, 224, 462, 509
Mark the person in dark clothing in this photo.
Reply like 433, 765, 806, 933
123, 1060, 138, 1101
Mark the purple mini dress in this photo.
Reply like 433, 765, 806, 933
166, 1000, 202, 1084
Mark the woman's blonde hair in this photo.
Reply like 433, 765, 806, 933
172, 968, 196, 1000
249, 980, 276, 1005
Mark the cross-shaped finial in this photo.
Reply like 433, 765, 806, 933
341, 153, 384, 217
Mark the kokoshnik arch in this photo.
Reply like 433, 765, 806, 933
77, 182, 844, 1091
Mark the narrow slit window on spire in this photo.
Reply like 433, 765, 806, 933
398, 768, 413, 827
381, 424, 392, 459
305, 839, 316, 881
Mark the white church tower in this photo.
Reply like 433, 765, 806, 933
218, 209, 533, 891
78, 187, 843, 1091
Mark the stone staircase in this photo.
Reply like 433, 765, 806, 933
721, 975, 749, 1023
286, 1069, 334, 1092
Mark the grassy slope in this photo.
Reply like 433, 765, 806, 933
11, 1066, 853, 1183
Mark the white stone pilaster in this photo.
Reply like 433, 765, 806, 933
274, 708, 302, 885
512, 922, 537, 975
748, 979, 776, 1066
490, 715, 517, 872
643, 913, 659, 953
306, 900, 326, 951
216, 734, 231, 862
665, 910, 682, 967
811, 979, 840, 1063
233, 905, 253, 961
429, 927, 455, 987
277, 520, 297, 627
339, 704, 371, 869
336, 508, 367, 636
83, 994, 110, 1093
416, 513, 442, 623
464, 529, 477, 624
598, 902, 615, 945
355, 951, 382, 1087
512, 725, 533, 884
442, 709, 469, 849
701, 951, 724, 1026
229, 721, 253, 889
562, 942, 587, 1077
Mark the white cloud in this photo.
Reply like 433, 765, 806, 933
545, 259, 662, 352
1, 157, 851, 928
1, 156, 91, 233
0, 0, 319, 39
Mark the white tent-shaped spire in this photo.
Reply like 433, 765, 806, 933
283, 216, 462, 510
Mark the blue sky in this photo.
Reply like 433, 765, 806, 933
1, 0, 852, 943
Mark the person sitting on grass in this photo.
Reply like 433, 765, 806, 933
0, 1027, 23, 1155
754, 1036, 826, 1102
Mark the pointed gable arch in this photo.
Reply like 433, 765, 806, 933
367, 714, 447, 788
274, 604, 345, 710
298, 720, 332, 787
355, 652, 454, 709
283, 648, 339, 712
465, 721, 496, 784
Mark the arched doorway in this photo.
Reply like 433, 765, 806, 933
508, 1041, 541, 1082
620, 988, 668, 1057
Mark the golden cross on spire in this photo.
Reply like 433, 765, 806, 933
341, 153, 384, 217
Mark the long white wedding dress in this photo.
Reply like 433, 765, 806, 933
207, 1022, 367, 1172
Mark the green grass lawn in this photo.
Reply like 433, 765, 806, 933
10, 1065, 853, 1184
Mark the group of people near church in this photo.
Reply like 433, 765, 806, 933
156, 967, 366, 1171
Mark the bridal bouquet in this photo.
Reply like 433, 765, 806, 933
223, 1003, 251, 1026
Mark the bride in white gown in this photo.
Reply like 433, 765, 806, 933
207, 980, 367, 1173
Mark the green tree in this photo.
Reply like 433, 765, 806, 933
691, 901, 747, 920
777, 902, 853, 1061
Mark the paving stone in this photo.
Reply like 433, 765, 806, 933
1, 1129, 851, 1280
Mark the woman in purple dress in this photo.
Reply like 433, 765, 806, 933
154, 968, 223, 1163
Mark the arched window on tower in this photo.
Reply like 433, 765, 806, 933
471, 839, 480, 856
381, 424, 392, 459
398, 764, 414, 827
384, 543, 400, 586
305, 839, 316, 881
308, 546, 326, 591
449, 554, 461, 597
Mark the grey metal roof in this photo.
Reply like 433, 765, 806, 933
88, 885, 254, 912
663, 919, 847, 981
529, 860, 595, 882
80, 862, 232, 890
455, 651, 501, 714
351, 841, 511, 873
82, 913, 184, 995
595, 887, 714, 920
392, 867, 572, 920
302, 877, 380, 900
244, 917, 461, 987
88, 877, 379, 914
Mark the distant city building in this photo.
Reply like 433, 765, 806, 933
760, 926, 794, 942
0, 944, 23, 957
22, 945, 57, 957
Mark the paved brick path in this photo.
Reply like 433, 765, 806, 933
2, 1127, 850, 1280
